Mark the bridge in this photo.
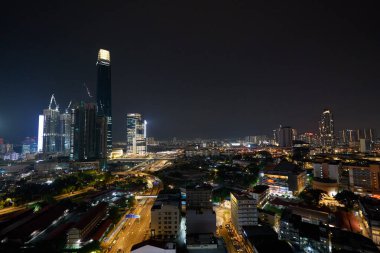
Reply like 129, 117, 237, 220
135, 195, 158, 200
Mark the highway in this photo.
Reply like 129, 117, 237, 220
104, 161, 165, 253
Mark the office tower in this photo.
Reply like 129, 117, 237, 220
42, 95, 61, 153
278, 126, 294, 147
319, 109, 334, 149
230, 192, 258, 233
96, 49, 112, 155
70, 102, 98, 161
126, 113, 147, 155
59, 109, 72, 155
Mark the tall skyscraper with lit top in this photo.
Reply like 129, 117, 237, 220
319, 108, 335, 149
96, 49, 112, 155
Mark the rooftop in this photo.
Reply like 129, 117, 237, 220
265, 161, 305, 175
131, 239, 176, 251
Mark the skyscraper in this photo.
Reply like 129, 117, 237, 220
96, 49, 112, 156
70, 102, 98, 161
126, 113, 147, 155
59, 108, 72, 155
42, 95, 61, 153
319, 109, 335, 149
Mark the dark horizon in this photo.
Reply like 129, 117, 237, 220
1, 1, 380, 143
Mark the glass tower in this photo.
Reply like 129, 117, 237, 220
96, 49, 112, 156
126, 113, 147, 155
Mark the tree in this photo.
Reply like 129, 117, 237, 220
127, 196, 137, 208
335, 190, 358, 209
299, 188, 326, 206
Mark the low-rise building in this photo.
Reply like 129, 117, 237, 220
359, 197, 380, 245
261, 161, 306, 196
131, 240, 176, 253
66, 202, 108, 248
341, 161, 380, 194
249, 185, 270, 208
186, 233, 226, 253
241, 225, 293, 253
279, 209, 380, 253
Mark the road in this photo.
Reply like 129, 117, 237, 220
104, 164, 164, 253
104, 180, 161, 253
215, 205, 247, 253
107, 198, 155, 253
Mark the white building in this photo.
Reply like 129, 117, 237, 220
230, 192, 258, 233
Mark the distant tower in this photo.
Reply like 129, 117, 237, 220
59, 105, 72, 155
43, 95, 61, 153
126, 113, 147, 155
96, 49, 112, 156
319, 109, 335, 149
278, 126, 294, 147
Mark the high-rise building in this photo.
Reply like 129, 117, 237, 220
278, 126, 294, 147
70, 102, 98, 161
59, 109, 72, 155
319, 109, 335, 149
230, 192, 258, 233
96, 49, 112, 156
42, 95, 61, 153
126, 113, 147, 155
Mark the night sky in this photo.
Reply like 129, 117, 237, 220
1, 0, 379, 142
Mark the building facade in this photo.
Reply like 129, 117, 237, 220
96, 49, 112, 155
319, 109, 334, 150
126, 113, 147, 155
42, 106, 60, 153
70, 102, 106, 161
230, 192, 258, 233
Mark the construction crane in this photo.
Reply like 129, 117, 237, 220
65, 101, 72, 113
83, 82, 93, 98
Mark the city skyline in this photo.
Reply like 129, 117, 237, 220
1, 1, 380, 142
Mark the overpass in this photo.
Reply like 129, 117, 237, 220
135, 195, 158, 200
